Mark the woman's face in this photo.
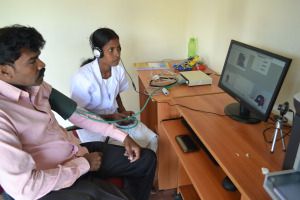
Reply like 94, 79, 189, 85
100, 38, 121, 67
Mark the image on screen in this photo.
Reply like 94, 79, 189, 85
218, 40, 291, 124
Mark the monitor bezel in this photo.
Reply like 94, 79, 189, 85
218, 40, 292, 122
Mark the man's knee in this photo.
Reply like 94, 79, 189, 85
141, 148, 157, 167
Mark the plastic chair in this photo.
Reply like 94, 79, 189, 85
0, 188, 94, 200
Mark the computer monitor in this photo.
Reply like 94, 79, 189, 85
218, 40, 292, 124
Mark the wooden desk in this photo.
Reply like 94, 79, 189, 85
165, 93, 288, 200
137, 67, 224, 190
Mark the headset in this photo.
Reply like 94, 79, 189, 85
89, 33, 103, 58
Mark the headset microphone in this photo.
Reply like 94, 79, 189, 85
120, 58, 137, 92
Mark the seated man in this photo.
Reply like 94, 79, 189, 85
0, 24, 156, 200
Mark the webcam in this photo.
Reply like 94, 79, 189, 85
278, 102, 289, 116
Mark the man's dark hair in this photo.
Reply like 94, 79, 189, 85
0, 24, 46, 66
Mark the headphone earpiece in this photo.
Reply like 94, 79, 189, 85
90, 33, 103, 58
93, 47, 103, 58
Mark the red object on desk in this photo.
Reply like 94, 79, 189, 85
192, 64, 206, 71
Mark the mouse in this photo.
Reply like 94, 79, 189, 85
222, 176, 237, 191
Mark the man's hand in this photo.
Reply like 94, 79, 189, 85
123, 135, 141, 162
83, 152, 103, 171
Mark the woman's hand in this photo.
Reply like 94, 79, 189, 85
114, 111, 135, 126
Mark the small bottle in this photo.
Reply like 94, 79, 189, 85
188, 38, 196, 58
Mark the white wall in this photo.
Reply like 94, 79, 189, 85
1, 0, 299, 125
186, 0, 300, 122
0, 0, 187, 127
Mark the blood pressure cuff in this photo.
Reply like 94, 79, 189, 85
49, 88, 77, 120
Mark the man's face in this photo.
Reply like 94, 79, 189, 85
5, 48, 46, 88
99, 38, 121, 67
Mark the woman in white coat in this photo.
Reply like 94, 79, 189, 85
70, 28, 158, 152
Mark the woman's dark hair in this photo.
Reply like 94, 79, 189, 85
81, 28, 119, 67
0, 24, 45, 66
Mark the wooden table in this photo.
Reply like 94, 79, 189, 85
137, 66, 224, 190
164, 93, 288, 199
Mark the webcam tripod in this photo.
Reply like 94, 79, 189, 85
270, 115, 287, 153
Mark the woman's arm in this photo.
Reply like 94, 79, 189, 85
116, 94, 126, 113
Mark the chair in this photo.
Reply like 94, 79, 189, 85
0, 188, 13, 200
0, 188, 94, 200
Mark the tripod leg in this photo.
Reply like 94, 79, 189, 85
271, 128, 279, 153
280, 128, 286, 151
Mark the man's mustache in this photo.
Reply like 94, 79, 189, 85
37, 68, 46, 79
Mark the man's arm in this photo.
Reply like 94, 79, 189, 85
49, 88, 77, 120
68, 108, 141, 162
0, 121, 90, 200
68, 108, 128, 142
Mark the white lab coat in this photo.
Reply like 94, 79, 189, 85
70, 59, 157, 150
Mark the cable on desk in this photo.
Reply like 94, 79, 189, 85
155, 101, 228, 117
149, 77, 178, 87
144, 86, 164, 96
144, 80, 186, 96
155, 101, 277, 122
262, 126, 291, 143
147, 67, 184, 88
155, 94, 295, 146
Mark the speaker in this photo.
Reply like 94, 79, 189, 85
282, 93, 300, 170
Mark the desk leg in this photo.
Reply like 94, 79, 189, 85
138, 77, 157, 132
157, 100, 180, 190
178, 161, 192, 193
138, 77, 180, 190
178, 161, 201, 200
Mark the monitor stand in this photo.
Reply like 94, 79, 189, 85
224, 103, 260, 124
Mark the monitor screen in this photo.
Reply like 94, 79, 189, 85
218, 40, 292, 124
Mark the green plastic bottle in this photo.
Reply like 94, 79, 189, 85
188, 38, 196, 58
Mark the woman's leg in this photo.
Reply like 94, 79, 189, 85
146, 135, 158, 152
